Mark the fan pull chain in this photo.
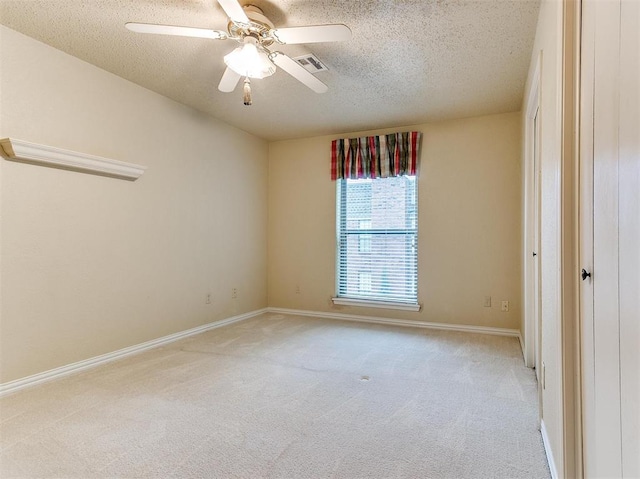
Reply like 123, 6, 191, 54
243, 77, 252, 106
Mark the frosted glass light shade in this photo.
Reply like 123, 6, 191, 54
224, 39, 276, 79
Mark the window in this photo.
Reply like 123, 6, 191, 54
336, 176, 418, 306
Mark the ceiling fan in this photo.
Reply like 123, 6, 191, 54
126, 0, 352, 105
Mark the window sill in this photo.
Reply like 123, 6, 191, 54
331, 297, 421, 312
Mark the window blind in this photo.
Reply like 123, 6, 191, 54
336, 176, 418, 304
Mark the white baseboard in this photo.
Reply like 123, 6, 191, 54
0, 308, 267, 398
267, 307, 521, 338
540, 419, 559, 479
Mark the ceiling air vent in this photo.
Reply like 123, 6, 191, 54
293, 54, 328, 73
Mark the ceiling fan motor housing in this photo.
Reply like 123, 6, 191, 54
227, 5, 276, 46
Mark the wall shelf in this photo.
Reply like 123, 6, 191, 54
0, 138, 147, 181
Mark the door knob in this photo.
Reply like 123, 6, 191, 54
581, 269, 591, 281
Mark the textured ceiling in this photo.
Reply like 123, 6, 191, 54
0, 0, 540, 141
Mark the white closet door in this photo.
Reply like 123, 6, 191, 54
618, 0, 640, 476
591, 0, 622, 474
581, 0, 640, 476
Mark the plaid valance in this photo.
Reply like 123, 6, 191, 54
330, 131, 422, 180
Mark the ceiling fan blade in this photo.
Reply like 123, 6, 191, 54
218, 67, 242, 92
217, 0, 249, 24
270, 52, 328, 93
271, 24, 352, 44
125, 22, 227, 40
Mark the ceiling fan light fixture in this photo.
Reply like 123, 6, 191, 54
224, 37, 275, 79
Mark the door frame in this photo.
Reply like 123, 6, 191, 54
523, 52, 542, 371
560, 0, 583, 476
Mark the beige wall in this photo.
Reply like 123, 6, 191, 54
0, 26, 268, 383
522, 0, 564, 474
268, 112, 522, 330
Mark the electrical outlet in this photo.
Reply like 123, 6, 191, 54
206, 294, 211, 304
501, 300, 509, 312
232, 288, 238, 299
484, 296, 492, 307
295, 284, 301, 294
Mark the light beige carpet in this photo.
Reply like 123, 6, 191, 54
0, 313, 550, 478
